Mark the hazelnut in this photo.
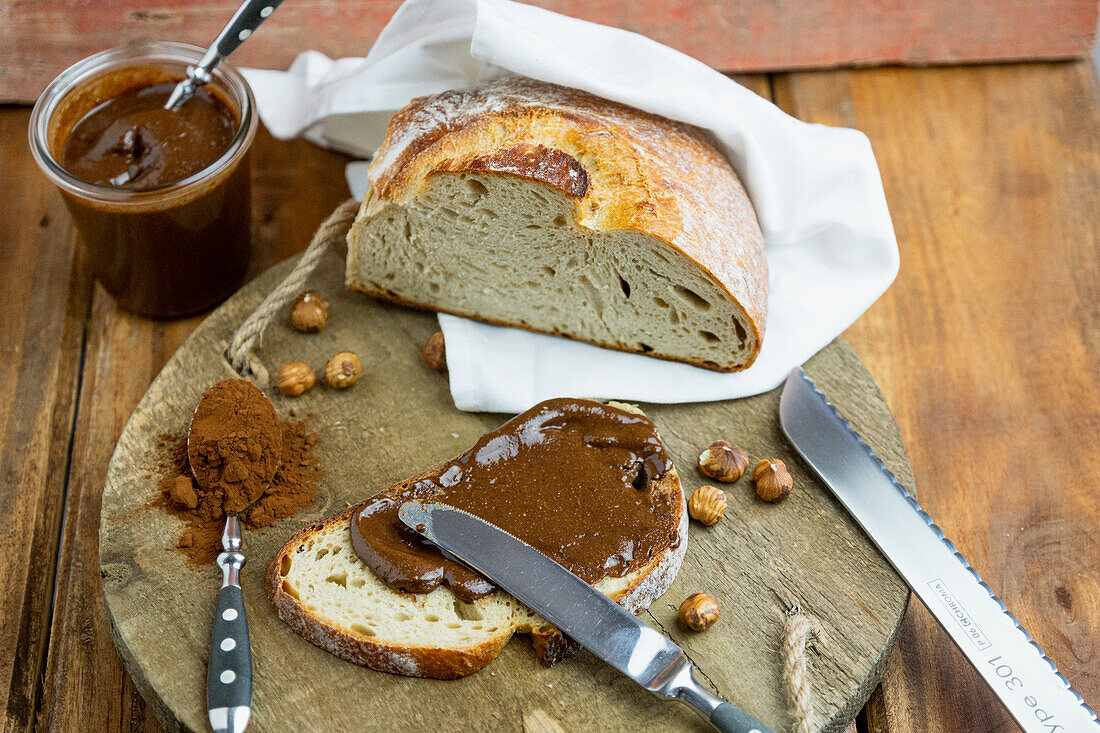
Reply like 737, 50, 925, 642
678, 593, 720, 632
275, 361, 315, 396
698, 440, 749, 483
290, 290, 328, 333
687, 485, 727, 526
325, 351, 361, 389
753, 459, 794, 503
422, 331, 447, 372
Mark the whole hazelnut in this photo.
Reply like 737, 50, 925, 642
753, 459, 794, 503
275, 361, 315, 396
698, 440, 749, 483
325, 351, 362, 389
687, 485, 727, 526
290, 290, 328, 333
422, 331, 447, 372
678, 593, 720, 632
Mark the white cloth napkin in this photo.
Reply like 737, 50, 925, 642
244, 0, 899, 414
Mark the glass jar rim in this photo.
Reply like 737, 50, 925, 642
28, 42, 257, 205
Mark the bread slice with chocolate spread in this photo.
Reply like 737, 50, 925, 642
345, 76, 767, 373
266, 403, 687, 680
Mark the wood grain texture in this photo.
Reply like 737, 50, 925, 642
98, 242, 909, 732
0, 107, 89, 733
775, 60, 1100, 730
38, 287, 192, 733
1, 0, 1097, 102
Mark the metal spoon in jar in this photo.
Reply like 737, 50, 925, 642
187, 380, 281, 733
165, 0, 287, 110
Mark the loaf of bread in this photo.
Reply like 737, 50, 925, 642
267, 402, 687, 680
345, 77, 767, 372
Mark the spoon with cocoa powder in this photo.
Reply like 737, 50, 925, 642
187, 379, 279, 733
187, 379, 281, 508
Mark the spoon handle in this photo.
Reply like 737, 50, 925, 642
207, 515, 252, 733
166, 0, 285, 108
209, 0, 287, 64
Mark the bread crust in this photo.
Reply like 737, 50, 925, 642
433, 141, 589, 198
267, 448, 686, 679
348, 76, 767, 371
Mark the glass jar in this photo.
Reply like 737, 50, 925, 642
29, 42, 258, 318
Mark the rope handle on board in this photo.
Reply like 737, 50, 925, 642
783, 606, 823, 733
225, 198, 360, 375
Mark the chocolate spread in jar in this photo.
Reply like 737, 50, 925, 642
48, 68, 251, 318
60, 82, 237, 189
350, 398, 680, 603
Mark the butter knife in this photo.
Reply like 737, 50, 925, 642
779, 368, 1097, 732
398, 501, 775, 733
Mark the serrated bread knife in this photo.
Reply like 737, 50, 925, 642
779, 368, 1097, 732
398, 502, 775, 733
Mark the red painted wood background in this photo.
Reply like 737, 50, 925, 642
2, 0, 1097, 103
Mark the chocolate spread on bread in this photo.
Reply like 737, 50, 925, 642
350, 398, 680, 603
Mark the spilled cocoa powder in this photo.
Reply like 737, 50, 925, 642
156, 379, 324, 566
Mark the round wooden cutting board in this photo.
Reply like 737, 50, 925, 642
100, 238, 913, 733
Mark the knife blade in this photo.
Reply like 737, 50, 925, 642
397, 501, 775, 733
779, 367, 1098, 732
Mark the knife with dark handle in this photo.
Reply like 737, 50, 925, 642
398, 502, 774, 733
207, 515, 252, 733
779, 368, 1098, 732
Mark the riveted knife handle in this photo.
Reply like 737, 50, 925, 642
710, 702, 773, 733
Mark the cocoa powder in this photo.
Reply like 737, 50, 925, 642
157, 379, 324, 566
187, 380, 282, 513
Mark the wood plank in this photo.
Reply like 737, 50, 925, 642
36, 287, 185, 733
0, 107, 91, 733
36, 126, 352, 732
773, 60, 1100, 730
1, 0, 1096, 103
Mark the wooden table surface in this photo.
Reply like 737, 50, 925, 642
1, 60, 1097, 732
